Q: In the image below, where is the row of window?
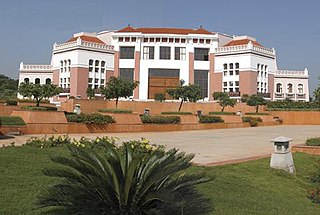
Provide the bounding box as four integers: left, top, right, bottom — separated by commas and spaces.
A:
24, 78, 51, 84
118, 37, 212, 45
120, 46, 210, 61
276, 83, 304, 94
257, 63, 268, 78
223, 63, 240, 76
60, 77, 70, 89
60, 59, 71, 73
88, 59, 106, 73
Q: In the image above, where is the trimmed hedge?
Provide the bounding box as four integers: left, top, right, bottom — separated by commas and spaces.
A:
66, 113, 115, 124
199, 115, 224, 123
18, 99, 50, 103
0, 116, 26, 126
140, 115, 181, 124
267, 101, 320, 111
20, 106, 57, 111
242, 116, 262, 127
5, 100, 18, 106
209, 112, 236, 115
306, 137, 320, 146
245, 112, 269, 116
161, 111, 193, 115
98, 108, 133, 114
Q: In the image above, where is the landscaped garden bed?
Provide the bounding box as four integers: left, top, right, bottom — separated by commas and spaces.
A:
0, 116, 26, 126
98, 108, 133, 114
65, 113, 115, 124
140, 115, 181, 124
20, 106, 57, 111
292, 137, 320, 155
208, 111, 235, 115
242, 116, 262, 127
161, 111, 193, 115
199, 115, 224, 123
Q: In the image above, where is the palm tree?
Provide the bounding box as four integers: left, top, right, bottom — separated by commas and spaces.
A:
38, 142, 213, 215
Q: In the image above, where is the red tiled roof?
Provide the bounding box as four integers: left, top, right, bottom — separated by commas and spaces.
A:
117, 26, 214, 35
67, 35, 105, 44
224, 39, 262, 47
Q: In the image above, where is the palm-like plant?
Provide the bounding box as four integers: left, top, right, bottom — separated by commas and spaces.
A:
38, 142, 212, 214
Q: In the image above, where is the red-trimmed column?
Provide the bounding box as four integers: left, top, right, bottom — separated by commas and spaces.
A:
105, 70, 114, 82
133, 51, 140, 99
114, 51, 119, 77
209, 53, 215, 100
70, 67, 89, 99
189, 53, 194, 84
268, 74, 274, 100
52, 69, 60, 86
239, 71, 257, 95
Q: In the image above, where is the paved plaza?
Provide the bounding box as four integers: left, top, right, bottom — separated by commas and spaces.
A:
1, 125, 319, 165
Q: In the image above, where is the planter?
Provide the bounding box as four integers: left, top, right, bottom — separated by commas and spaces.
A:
292, 145, 320, 155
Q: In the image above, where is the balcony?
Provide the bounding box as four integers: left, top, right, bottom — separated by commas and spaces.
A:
275, 93, 284, 98
296, 93, 306, 99
257, 92, 271, 98
228, 92, 241, 97
62, 88, 70, 93
286, 93, 295, 99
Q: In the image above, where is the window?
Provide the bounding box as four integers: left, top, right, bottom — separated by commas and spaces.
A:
235, 63, 239, 75
95, 78, 99, 83
223, 64, 228, 70
95, 60, 99, 67
229, 70, 233, 76
88, 78, 93, 83
119, 37, 123, 42
229, 63, 233, 70
120, 47, 135, 59
223, 71, 227, 76
119, 68, 134, 81
89, 59, 93, 66
276, 83, 282, 93
68, 59, 71, 72
148, 68, 179, 77
223, 82, 227, 87
194, 70, 208, 97
235, 81, 239, 86
194, 48, 209, 61
24, 78, 29, 83
160, 46, 171, 60
174, 47, 186, 60
298, 84, 303, 93
143, 46, 155, 60
45, 78, 51, 84
60, 61, 63, 72
287, 83, 293, 94
101, 61, 105, 73
35, 78, 40, 84
229, 81, 233, 86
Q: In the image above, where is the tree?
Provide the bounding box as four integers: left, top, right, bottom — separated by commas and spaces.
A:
246, 94, 267, 113
212, 92, 237, 112
86, 87, 95, 99
0, 74, 18, 100
167, 80, 203, 111
18, 83, 62, 106
314, 86, 320, 103
37, 140, 212, 215
101, 76, 139, 109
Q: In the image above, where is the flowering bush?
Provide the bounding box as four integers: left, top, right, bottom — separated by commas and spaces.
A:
308, 188, 320, 204
25, 135, 71, 148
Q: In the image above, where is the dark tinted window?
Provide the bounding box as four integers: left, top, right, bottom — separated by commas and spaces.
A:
194, 70, 208, 97
120, 47, 135, 59
194, 48, 209, 61
160, 46, 171, 60
119, 68, 134, 81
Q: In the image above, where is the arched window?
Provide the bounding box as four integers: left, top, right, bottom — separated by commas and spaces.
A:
298, 84, 303, 93
276, 83, 282, 93
95, 60, 100, 67
68, 59, 71, 72
287, 83, 293, 94
35, 78, 40, 84
24, 78, 29, 83
89, 59, 93, 66
45, 78, 51, 84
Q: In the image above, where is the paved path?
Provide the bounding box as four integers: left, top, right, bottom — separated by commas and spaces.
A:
1, 125, 319, 165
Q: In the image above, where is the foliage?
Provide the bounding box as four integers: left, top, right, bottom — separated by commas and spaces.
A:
100, 76, 139, 109
20, 106, 57, 111
37, 140, 212, 214
98, 108, 133, 114
161, 111, 193, 115
244, 112, 269, 116
266, 100, 320, 111
18, 83, 62, 107
306, 137, 320, 146
212, 92, 237, 112
241, 94, 249, 103
166, 79, 203, 111
208, 111, 235, 115
199, 115, 224, 123
18, 98, 50, 103
308, 161, 320, 204
86, 87, 95, 99
313, 79, 320, 102
4, 99, 18, 106
65, 113, 115, 124
0, 74, 18, 100
242, 116, 262, 127
154, 93, 166, 102
140, 115, 181, 124
246, 94, 267, 113
0, 116, 26, 126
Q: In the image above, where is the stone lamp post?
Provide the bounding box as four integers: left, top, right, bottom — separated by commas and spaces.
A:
73, 104, 81, 115
270, 136, 295, 174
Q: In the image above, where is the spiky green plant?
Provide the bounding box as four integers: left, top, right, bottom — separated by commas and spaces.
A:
38, 142, 213, 215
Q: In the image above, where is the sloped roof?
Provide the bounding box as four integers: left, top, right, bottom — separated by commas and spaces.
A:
224, 39, 262, 47
67, 35, 105, 44
117, 26, 214, 35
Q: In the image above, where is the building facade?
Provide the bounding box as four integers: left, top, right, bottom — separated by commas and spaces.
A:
18, 26, 310, 102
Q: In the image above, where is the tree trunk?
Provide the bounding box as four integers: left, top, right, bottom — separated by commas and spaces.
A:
116, 98, 119, 109
256, 105, 259, 113
36, 99, 40, 107
221, 106, 225, 112
178, 100, 183, 112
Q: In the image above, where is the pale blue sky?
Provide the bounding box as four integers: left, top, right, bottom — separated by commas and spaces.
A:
0, 0, 319, 93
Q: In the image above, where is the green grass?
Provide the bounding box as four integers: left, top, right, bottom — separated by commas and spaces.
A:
98, 108, 133, 114
244, 112, 270, 115
161, 111, 193, 115
0, 116, 26, 126
208, 111, 236, 115
306, 137, 320, 146
0, 146, 320, 214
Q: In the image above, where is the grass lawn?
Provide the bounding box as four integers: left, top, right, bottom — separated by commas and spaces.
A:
0, 146, 319, 214
0, 116, 26, 126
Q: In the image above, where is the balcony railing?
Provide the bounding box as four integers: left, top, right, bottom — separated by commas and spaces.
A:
286, 93, 295, 99
62, 88, 70, 93
296, 93, 306, 99
228, 92, 241, 97
257, 92, 271, 98
275, 93, 284, 98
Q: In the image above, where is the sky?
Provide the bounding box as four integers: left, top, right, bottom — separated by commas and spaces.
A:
0, 0, 319, 93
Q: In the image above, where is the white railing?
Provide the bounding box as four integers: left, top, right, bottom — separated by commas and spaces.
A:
216, 44, 248, 52
276, 70, 307, 76
215, 44, 274, 56
20, 64, 52, 71
53, 38, 114, 52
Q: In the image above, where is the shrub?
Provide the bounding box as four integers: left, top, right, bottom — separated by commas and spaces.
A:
161, 111, 193, 115
5, 99, 18, 106
245, 112, 270, 116
66, 113, 114, 124
20, 106, 57, 111
199, 115, 224, 123
154, 93, 166, 102
308, 189, 320, 204
18, 98, 50, 103
209, 111, 236, 115
242, 116, 262, 127
98, 108, 133, 114
306, 137, 320, 146
140, 115, 180, 124
266, 100, 320, 111
0, 116, 26, 126
69, 96, 75, 99
308, 161, 320, 205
